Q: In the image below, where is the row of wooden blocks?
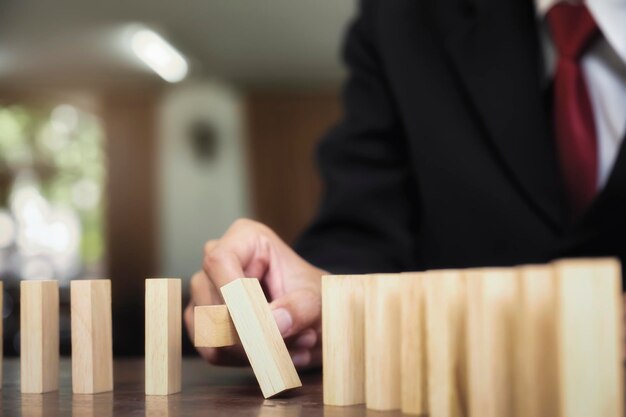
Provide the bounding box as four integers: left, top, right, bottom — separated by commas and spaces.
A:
15, 278, 181, 395
322, 258, 624, 417
16, 276, 302, 398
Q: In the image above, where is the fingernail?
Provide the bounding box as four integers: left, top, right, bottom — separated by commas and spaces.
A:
294, 329, 317, 349
291, 351, 311, 368
272, 308, 293, 336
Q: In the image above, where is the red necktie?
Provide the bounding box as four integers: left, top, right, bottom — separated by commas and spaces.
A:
547, 3, 600, 217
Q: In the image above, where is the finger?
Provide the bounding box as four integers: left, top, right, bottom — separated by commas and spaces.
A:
288, 328, 318, 349
269, 287, 321, 338
203, 220, 275, 291
290, 349, 311, 368
289, 347, 322, 370
189, 271, 221, 306
203, 239, 219, 254
204, 248, 248, 290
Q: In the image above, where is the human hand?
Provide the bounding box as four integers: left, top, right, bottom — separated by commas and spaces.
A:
184, 219, 327, 369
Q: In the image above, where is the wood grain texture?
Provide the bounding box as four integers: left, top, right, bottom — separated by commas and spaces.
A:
322, 275, 366, 406
20, 280, 59, 393
145, 278, 182, 395
365, 274, 403, 411
515, 265, 558, 417
71, 279, 113, 394
194, 305, 239, 348
246, 91, 340, 244
466, 268, 518, 417
553, 258, 624, 417
424, 270, 467, 417
401, 272, 428, 415
220, 278, 302, 398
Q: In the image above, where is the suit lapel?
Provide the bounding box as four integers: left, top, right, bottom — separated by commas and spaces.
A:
428, 0, 568, 230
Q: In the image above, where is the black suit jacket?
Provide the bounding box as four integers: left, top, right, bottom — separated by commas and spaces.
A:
295, 0, 626, 275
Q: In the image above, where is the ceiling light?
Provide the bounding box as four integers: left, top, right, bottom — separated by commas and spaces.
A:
131, 28, 188, 83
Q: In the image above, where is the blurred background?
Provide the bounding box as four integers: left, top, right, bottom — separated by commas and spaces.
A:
0, 0, 356, 356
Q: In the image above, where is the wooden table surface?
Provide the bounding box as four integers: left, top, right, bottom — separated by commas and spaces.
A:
2, 358, 392, 417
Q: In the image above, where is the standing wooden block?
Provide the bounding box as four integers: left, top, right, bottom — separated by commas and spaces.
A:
515, 265, 558, 417
466, 268, 518, 417
401, 272, 428, 415
20, 280, 59, 393
553, 258, 623, 417
322, 275, 366, 406
220, 278, 301, 398
71, 279, 113, 394
424, 270, 466, 417
145, 278, 182, 395
194, 305, 239, 347
365, 274, 402, 411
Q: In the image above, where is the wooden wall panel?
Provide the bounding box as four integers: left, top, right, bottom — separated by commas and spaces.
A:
245, 90, 341, 244
101, 91, 159, 355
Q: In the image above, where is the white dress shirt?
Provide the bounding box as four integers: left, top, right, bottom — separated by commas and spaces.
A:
536, 0, 626, 189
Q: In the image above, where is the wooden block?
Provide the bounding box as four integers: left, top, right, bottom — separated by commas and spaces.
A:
71, 279, 113, 394
322, 274, 367, 406
20, 280, 59, 393
365, 274, 402, 411
466, 268, 518, 417
515, 265, 558, 417
424, 270, 466, 417
401, 272, 428, 415
220, 278, 301, 398
194, 305, 239, 347
145, 278, 182, 395
553, 258, 624, 417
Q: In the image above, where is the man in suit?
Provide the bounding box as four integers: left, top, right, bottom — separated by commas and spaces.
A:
185, 0, 626, 367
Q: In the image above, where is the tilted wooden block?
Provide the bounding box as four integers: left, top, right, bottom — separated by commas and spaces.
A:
71, 279, 113, 394
365, 274, 403, 411
220, 278, 301, 398
466, 268, 518, 417
194, 305, 239, 348
515, 264, 558, 417
20, 280, 59, 393
322, 274, 367, 406
424, 270, 466, 417
401, 272, 428, 415
553, 258, 623, 417
145, 278, 182, 395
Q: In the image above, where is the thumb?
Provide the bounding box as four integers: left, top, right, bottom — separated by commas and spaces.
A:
269, 287, 321, 338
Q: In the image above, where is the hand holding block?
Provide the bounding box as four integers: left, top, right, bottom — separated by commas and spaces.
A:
553, 258, 623, 417
20, 280, 59, 393
220, 278, 301, 398
145, 278, 182, 395
424, 270, 466, 417
322, 275, 366, 406
194, 305, 239, 347
365, 274, 402, 411
401, 272, 428, 415
71, 279, 113, 394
